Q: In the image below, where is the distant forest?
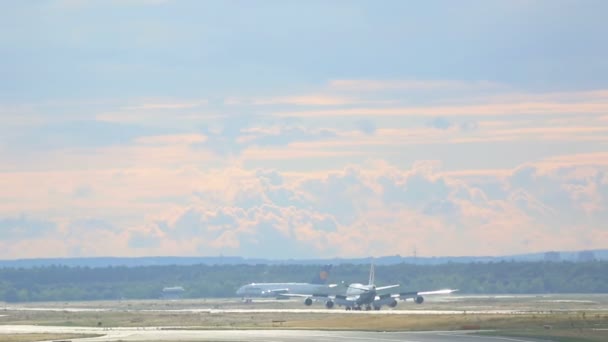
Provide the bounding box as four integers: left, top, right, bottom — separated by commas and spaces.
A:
1, 261, 606, 302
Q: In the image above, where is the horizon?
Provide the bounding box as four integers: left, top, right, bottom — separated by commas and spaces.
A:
0, 248, 605, 263
1, 1, 608, 259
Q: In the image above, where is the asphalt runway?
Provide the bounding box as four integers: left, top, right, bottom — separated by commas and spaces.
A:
0, 325, 545, 342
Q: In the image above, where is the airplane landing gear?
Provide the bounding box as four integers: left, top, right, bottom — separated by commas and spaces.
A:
365, 305, 372, 311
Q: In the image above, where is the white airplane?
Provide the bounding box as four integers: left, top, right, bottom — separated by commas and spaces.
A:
236, 265, 336, 301
283, 264, 458, 310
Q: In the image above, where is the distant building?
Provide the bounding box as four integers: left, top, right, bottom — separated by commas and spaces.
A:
161, 286, 185, 299
577, 250, 596, 262
544, 251, 561, 262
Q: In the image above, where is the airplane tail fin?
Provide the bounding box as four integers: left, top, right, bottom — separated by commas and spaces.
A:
368, 263, 375, 286
310, 264, 332, 284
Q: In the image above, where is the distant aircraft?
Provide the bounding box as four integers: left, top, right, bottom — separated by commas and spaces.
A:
283, 263, 458, 310
235, 264, 336, 301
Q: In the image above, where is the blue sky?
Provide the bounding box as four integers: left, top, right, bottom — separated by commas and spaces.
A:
1, 0, 607, 259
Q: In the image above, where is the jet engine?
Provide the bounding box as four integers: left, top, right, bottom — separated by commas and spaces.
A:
325, 300, 334, 309
304, 297, 313, 306
388, 299, 398, 308
415, 295, 424, 304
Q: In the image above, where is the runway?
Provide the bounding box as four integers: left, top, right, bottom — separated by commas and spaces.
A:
0, 325, 546, 342
3, 295, 605, 341
1, 306, 538, 315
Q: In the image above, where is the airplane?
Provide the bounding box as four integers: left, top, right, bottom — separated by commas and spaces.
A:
282, 263, 458, 310
333, 263, 400, 311
235, 264, 336, 301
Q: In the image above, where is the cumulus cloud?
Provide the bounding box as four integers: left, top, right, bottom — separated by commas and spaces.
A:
2, 155, 608, 258
4, 0, 608, 261
143, 204, 338, 258
0, 83, 608, 257
109, 158, 607, 257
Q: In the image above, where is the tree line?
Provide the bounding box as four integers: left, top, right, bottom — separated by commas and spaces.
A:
0, 261, 606, 302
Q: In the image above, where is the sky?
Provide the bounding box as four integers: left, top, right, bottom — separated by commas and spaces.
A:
1, 0, 608, 259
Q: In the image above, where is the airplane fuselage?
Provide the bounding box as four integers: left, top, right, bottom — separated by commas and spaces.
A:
345, 283, 371, 296
344, 283, 377, 306
236, 282, 334, 297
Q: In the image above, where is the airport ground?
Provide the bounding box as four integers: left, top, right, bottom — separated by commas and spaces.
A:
0, 294, 607, 341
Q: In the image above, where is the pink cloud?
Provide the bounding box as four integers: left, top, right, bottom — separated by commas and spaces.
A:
122, 100, 206, 110
135, 133, 207, 145
274, 101, 608, 118
253, 95, 358, 106
2, 152, 608, 258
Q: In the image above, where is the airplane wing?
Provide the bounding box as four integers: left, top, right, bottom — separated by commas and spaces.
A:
280, 292, 360, 306
418, 288, 459, 295
347, 284, 372, 292
265, 288, 290, 293
279, 293, 335, 301
271, 283, 338, 295
375, 284, 400, 291
334, 294, 359, 306
393, 288, 459, 300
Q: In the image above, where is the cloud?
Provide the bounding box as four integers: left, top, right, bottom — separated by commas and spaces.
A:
72, 185, 94, 199
2, 154, 608, 258
2, 78, 608, 258
227, 95, 358, 106
13, 120, 159, 150
532, 152, 608, 171
121, 100, 207, 110
4, 0, 608, 261
240, 126, 337, 147
146, 205, 337, 258
67, 218, 118, 233
7, 83, 608, 169
199, 118, 339, 156
355, 119, 376, 135
428, 117, 452, 130
508, 164, 607, 220
0, 215, 57, 240
135, 134, 207, 145
274, 101, 608, 118
129, 231, 161, 249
